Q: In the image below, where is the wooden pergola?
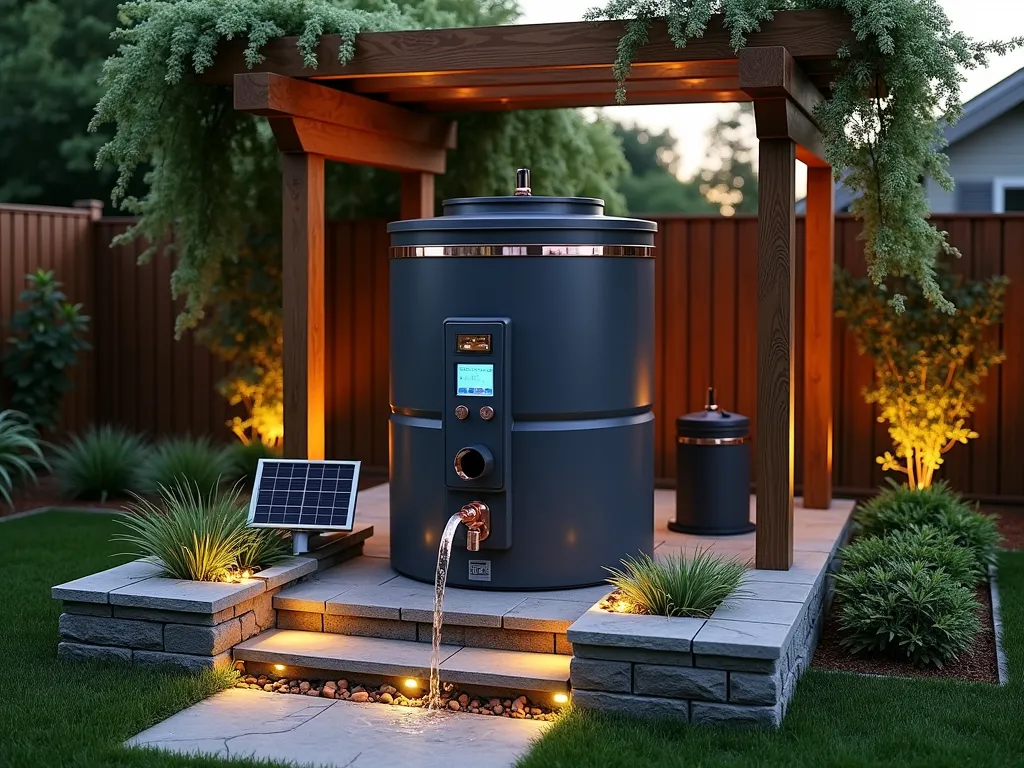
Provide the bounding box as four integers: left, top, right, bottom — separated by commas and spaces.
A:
203, 9, 845, 570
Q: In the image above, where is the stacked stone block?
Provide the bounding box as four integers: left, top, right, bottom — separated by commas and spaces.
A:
567, 553, 835, 727
58, 590, 277, 671
52, 527, 371, 671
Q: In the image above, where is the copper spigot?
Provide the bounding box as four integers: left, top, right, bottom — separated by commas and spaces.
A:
458, 501, 490, 551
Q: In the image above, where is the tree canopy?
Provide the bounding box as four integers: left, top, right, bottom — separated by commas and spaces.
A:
0, 0, 126, 204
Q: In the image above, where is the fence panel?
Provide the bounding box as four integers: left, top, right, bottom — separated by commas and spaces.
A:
0, 204, 95, 434
4, 207, 1022, 500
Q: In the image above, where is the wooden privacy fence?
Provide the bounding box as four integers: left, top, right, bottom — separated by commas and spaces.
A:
2, 205, 1023, 501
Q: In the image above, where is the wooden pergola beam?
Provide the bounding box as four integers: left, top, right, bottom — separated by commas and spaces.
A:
421, 91, 749, 112
201, 11, 853, 86
738, 47, 825, 125
349, 60, 741, 92
234, 73, 456, 149
269, 117, 447, 174
384, 76, 741, 104
751, 98, 828, 167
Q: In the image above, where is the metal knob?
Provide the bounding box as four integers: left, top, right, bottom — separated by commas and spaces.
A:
455, 405, 469, 420
515, 168, 531, 196
479, 406, 494, 421
466, 529, 481, 551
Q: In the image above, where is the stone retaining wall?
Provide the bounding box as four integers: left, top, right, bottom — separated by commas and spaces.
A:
566, 548, 842, 727
52, 527, 371, 671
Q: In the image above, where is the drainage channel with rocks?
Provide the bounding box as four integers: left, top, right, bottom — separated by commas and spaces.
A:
232, 664, 562, 721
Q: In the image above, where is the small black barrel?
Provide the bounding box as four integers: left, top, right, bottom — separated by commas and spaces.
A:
670, 387, 754, 536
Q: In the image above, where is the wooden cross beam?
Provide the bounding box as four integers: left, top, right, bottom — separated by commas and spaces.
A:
739, 47, 835, 569
234, 72, 455, 173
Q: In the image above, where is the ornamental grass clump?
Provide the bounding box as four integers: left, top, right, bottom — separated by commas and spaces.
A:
52, 425, 146, 501
0, 410, 49, 509
603, 549, 748, 618
834, 559, 979, 668
855, 480, 1001, 571
139, 435, 233, 495
114, 480, 288, 582
839, 526, 980, 587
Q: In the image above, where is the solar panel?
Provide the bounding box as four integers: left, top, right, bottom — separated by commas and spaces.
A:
247, 459, 361, 531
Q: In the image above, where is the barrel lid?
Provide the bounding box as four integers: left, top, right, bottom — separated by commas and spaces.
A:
677, 388, 750, 438
387, 169, 656, 248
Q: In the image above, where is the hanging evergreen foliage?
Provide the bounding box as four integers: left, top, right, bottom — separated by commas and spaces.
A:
90, 0, 629, 336
586, 0, 1022, 312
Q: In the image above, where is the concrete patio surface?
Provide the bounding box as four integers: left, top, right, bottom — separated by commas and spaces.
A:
127, 688, 548, 768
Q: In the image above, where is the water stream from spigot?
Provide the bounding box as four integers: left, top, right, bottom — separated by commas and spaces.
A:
428, 513, 464, 709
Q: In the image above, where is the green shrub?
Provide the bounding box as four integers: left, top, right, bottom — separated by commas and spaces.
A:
0, 410, 49, 508
52, 425, 146, 501
603, 549, 748, 618
839, 526, 981, 586
222, 440, 281, 489
2, 270, 91, 429
835, 559, 980, 667
114, 481, 288, 582
139, 436, 232, 494
855, 480, 1001, 569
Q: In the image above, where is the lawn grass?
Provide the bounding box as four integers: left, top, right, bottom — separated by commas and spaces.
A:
520, 550, 1024, 768
0, 510, 287, 768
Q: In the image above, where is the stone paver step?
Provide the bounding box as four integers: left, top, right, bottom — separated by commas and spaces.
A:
234, 629, 570, 692
273, 562, 610, 633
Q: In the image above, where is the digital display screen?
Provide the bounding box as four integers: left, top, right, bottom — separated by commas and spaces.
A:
456, 363, 494, 397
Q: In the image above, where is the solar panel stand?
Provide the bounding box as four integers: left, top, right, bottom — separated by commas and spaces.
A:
292, 531, 311, 555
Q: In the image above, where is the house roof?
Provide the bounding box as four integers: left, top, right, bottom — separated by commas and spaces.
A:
797, 65, 1024, 213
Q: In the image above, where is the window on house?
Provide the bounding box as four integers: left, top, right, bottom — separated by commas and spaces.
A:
994, 179, 1024, 213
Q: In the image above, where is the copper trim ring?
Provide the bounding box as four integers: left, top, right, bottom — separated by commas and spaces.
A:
390, 245, 654, 258
677, 435, 751, 446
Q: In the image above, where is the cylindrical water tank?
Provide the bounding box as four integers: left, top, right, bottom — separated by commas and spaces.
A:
386, 172, 656, 590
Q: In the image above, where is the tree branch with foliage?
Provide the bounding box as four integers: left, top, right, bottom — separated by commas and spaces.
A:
585, 0, 1022, 313
835, 263, 1006, 489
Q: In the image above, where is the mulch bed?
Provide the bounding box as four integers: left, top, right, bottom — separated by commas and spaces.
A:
1, 474, 124, 519
812, 582, 999, 684
991, 506, 1024, 551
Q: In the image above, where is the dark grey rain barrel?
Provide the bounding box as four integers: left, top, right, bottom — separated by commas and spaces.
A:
670, 388, 754, 536
386, 170, 656, 590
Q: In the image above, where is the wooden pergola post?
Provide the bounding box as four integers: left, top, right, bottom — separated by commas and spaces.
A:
740, 47, 833, 569
281, 153, 326, 460
400, 173, 436, 219
803, 167, 835, 509
754, 137, 797, 570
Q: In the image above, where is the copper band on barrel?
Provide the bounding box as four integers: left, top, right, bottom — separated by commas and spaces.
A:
390, 245, 654, 258
677, 435, 751, 446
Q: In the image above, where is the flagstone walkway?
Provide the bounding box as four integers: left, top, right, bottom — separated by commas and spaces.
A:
128, 688, 548, 768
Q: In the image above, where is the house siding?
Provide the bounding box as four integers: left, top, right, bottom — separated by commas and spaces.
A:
926, 103, 1024, 212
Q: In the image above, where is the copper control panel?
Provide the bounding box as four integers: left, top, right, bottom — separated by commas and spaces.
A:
456, 334, 492, 353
